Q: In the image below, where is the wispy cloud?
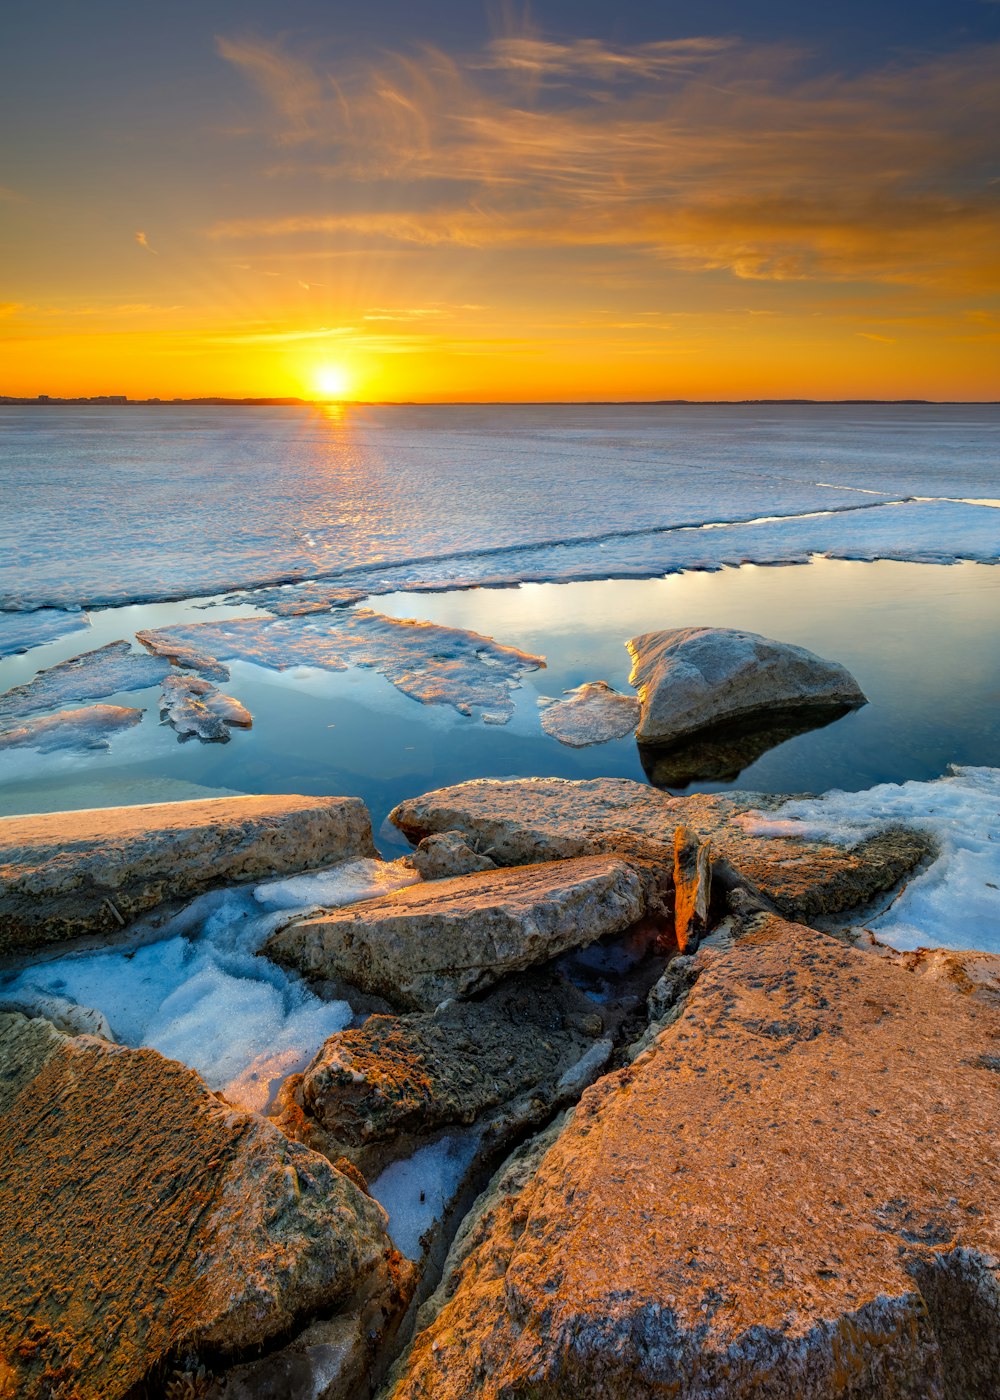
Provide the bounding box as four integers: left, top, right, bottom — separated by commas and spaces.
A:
214, 29, 1000, 290
135, 230, 158, 254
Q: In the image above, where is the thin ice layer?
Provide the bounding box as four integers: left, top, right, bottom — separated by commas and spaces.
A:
369, 1133, 481, 1260
538, 682, 640, 747
744, 766, 1000, 953
0, 858, 410, 1107
0, 703, 143, 753
0, 640, 169, 725
158, 672, 252, 743
0, 609, 90, 658
141, 610, 545, 723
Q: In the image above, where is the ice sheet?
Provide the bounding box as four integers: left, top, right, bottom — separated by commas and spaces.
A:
0, 608, 90, 657
0, 640, 169, 725
538, 681, 640, 747
744, 766, 1000, 953
3, 404, 997, 610
0, 858, 415, 1106
0, 703, 143, 753
369, 1133, 481, 1260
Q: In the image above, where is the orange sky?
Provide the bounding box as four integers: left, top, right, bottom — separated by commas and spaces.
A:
2, 14, 999, 400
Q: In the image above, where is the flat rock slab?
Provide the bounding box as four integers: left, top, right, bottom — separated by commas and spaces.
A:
0, 793, 376, 954
390, 777, 932, 922
266, 855, 645, 1010
388, 919, 1000, 1399
627, 626, 866, 746
0, 1011, 393, 1400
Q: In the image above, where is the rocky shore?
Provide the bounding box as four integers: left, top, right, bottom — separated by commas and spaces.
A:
1, 771, 997, 1399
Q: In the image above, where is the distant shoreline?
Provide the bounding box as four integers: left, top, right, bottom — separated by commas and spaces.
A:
1, 396, 998, 408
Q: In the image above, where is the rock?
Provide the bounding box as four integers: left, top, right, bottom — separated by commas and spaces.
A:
276, 973, 617, 1179
0, 639, 170, 725
266, 856, 645, 1011
856, 930, 1000, 1007
387, 918, 1000, 1399
0, 990, 114, 1040
389, 777, 932, 923
0, 793, 377, 954
626, 626, 866, 746
0, 702, 143, 753
672, 824, 711, 952
0, 1011, 397, 1400
159, 671, 253, 742
408, 830, 497, 880
538, 681, 639, 747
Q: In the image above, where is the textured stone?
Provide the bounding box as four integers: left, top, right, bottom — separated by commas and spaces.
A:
0, 1011, 395, 1400
407, 830, 497, 881
0, 793, 377, 953
627, 626, 866, 746
856, 930, 1000, 1006
672, 824, 711, 952
390, 777, 931, 923
266, 856, 645, 1010
387, 919, 1000, 1399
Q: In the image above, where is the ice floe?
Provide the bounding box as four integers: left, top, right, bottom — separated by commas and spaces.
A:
0, 858, 419, 1109
0, 608, 90, 658
0, 703, 143, 753
0, 640, 169, 725
140, 610, 545, 723
136, 630, 230, 681
744, 766, 1000, 954
158, 673, 252, 743
370, 1133, 482, 1260
538, 681, 639, 747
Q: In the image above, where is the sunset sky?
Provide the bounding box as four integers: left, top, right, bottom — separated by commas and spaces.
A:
2, 0, 999, 401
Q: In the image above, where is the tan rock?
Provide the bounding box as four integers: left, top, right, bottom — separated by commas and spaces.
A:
0, 793, 377, 954
266, 856, 645, 1010
387, 919, 1000, 1399
857, 930, 1000, 1007
0, 1011, 396, 1400
672, 823, 711, 952
390, 777, 931, 922
408, 830, 497, 880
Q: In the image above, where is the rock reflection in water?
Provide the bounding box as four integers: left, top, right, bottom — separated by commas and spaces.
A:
639, 703, 858, 789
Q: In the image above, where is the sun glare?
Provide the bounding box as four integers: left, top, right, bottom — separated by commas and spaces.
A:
314, 364, 351, 399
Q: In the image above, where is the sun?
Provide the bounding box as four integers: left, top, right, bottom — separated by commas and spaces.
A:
314, 363, 351, 399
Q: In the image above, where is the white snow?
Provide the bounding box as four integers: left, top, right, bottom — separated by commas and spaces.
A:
0, 858, 419, 1108
369, 1133, 481, 1260
743, 766, 1000, 953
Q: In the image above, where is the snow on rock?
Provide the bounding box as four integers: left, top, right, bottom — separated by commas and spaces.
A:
538, 681, 639, 747
0, 640, 169, 725
0, 703, 143, 753
140, 610, 545, 723
370, 1133, 481, 1260
254, 856, 420, 912
0, 608, 90, 658
744, 766, 1000, 954
158, 672, 252, 742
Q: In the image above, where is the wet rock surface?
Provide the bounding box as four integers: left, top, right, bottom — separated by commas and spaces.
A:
627, 625, 866, 747
386, 917, 1000, 1399
0, 793, 377, 953
266, 855, 645, 1010
0, 1011, 396, 1400
390, 776, 932, 922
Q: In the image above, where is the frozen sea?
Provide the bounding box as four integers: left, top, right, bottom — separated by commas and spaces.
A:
2, 403, 999, 1130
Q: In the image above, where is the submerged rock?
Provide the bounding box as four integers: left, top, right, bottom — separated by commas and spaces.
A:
0, 639, 169, 725
266, 856, 645, 1010
390, 776, 932, 923
159, 671, 253, 742
0, 702, 142, 753
0, 793, 377, 953
0, 1011, 396, 1400
407, 830, 497, 880
538, 681, 639, 747
627, 626, 866, 747
387, 918, 1000, 1399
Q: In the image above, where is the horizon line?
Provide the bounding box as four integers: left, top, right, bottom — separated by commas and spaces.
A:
2, 395, 999, 408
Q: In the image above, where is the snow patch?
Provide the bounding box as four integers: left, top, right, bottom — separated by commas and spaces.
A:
253, 856, 420, 911
370, 1133, 481, 1260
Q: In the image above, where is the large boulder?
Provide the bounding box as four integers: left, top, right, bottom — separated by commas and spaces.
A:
386, 918, 1000, 1399
626, 626, 866, 747
390, 777, 932, 923
266, 856, 645, 1010
0, 793, 377, 953
0, 1011, 397, 1400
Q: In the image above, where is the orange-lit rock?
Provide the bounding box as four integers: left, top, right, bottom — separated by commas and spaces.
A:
0, 792, 377, 953
387, 918, 1000, 1399
672, 823, 711, 951
390, 776, 931, 921
0, 1011, 397, 1400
